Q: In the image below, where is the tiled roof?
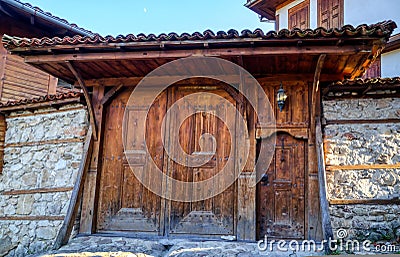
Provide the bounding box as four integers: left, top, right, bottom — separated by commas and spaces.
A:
330, 77, 400, 87
0, 92, 82, 108
17, 1, 95, 36
2, 20, 397, 49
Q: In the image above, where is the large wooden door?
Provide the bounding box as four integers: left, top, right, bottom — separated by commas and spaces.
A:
97, 85, 237, 238
257, 133, 306, 239
97, 87, 166, 235
165, 86, 237, 237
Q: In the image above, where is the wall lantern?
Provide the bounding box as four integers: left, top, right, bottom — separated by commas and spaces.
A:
277, 82, 288, 112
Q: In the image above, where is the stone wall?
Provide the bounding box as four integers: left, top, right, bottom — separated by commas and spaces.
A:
0, 104, 88, 257
323, 97, 400, 242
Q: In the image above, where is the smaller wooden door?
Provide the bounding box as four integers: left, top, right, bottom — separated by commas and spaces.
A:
257, 133, 306, 239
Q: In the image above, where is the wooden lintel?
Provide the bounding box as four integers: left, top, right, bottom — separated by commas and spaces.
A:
83, 73, 343, 87
24, 45, 368, 63
2, 187, 73, 195
66, 61, 98, 141
256, 127, 308, 139
100, 84, 124, 106
53, 127, 93, 250
0, 97, 81, 112
329, 197, 400, 205
326, 163, 400, 171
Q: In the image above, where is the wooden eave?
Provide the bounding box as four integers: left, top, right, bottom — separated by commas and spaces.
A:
5, 36, 386, 87
245, 0, 297, 20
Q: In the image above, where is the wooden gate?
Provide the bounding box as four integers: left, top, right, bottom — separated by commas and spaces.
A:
97, 85, 237, 238
257, 133, 306, 239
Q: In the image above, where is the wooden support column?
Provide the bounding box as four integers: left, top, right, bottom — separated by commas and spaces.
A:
316, 119, 334, 251
307, 54, 326, 241
80, 86, 105, 234
236, 56, 256, 241
66, 61, 98, 141
53, 127, 93, 249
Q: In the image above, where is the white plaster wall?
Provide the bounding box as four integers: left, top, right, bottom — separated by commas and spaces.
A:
276, 0, 317, 30
382, 49, 400, 78
344, 0, 400, 34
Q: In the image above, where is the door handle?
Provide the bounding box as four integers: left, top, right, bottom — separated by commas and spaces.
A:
261, 174, 269, 184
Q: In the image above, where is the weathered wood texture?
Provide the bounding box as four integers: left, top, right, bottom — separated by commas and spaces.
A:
257, 134, 306, 239
326, 163, 400, 171
53, 127, 93, 249
97, 82, 239, 238
329, 197, 400, 205
2, 187, 73, 195
316, 119, 333, 253
80, 86, 105, 234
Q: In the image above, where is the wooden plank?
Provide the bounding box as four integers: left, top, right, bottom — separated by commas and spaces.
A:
0, 216, 64, 221
53, 127, 93, 250
24, 45, 368, 63
329, 197, 400, 205
66, 61, 98, 141
0, 97, 82, 112
0, 51, 7, 101
310, 54, 326, 131
325, 119, 400, 125
2, 187, 73, 195
100, 84, 124, 106
316, 118, 333, 253
5, 138, 83, 148
326, 163, 400, 171
48, 75, 58, 95
6, 106, 86, 118
80, 86, 104, 234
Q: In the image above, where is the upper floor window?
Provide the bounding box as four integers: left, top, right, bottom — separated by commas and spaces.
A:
288, 0, 310, 30
318, 0, 344, 29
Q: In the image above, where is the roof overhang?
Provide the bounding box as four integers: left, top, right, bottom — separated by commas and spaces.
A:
0, 0, 95, 37
2, 21, 397, 86
245, 0, 296, 20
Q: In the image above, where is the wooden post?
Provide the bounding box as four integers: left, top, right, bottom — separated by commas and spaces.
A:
53, 127, 93, 249
236, 56, 256, 241
66, 61, 98, 141
307, 54, 326, 241
79, 86, 105, 234
47, 75, 58, 95
316, 119, 334, 253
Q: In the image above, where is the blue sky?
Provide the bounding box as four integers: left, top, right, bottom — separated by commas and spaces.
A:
27, 0, 275, 36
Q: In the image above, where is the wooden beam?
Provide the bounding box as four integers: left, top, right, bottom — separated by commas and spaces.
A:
0, 97, 82, 112
0, 216, 64, 221
350, 42, 385, 80
83, 73, 343, 87
66, 61, 98, 141
47, 75, 58, 95
326, 163, 400, 171
53, 127, 93, 250
325, 118, 400, 125
329, 197, 400, 205
24, 45, 368, 63
2, 187, 73, 195
5, 138, 83, 148
100, 84, 124, 105
80, 86, 105, 234
316, 118, 334, 253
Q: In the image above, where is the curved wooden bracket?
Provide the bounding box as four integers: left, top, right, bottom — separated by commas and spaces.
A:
66, 61, 98, 141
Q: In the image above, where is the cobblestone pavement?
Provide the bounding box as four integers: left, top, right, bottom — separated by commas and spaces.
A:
31, 236, 324, 257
